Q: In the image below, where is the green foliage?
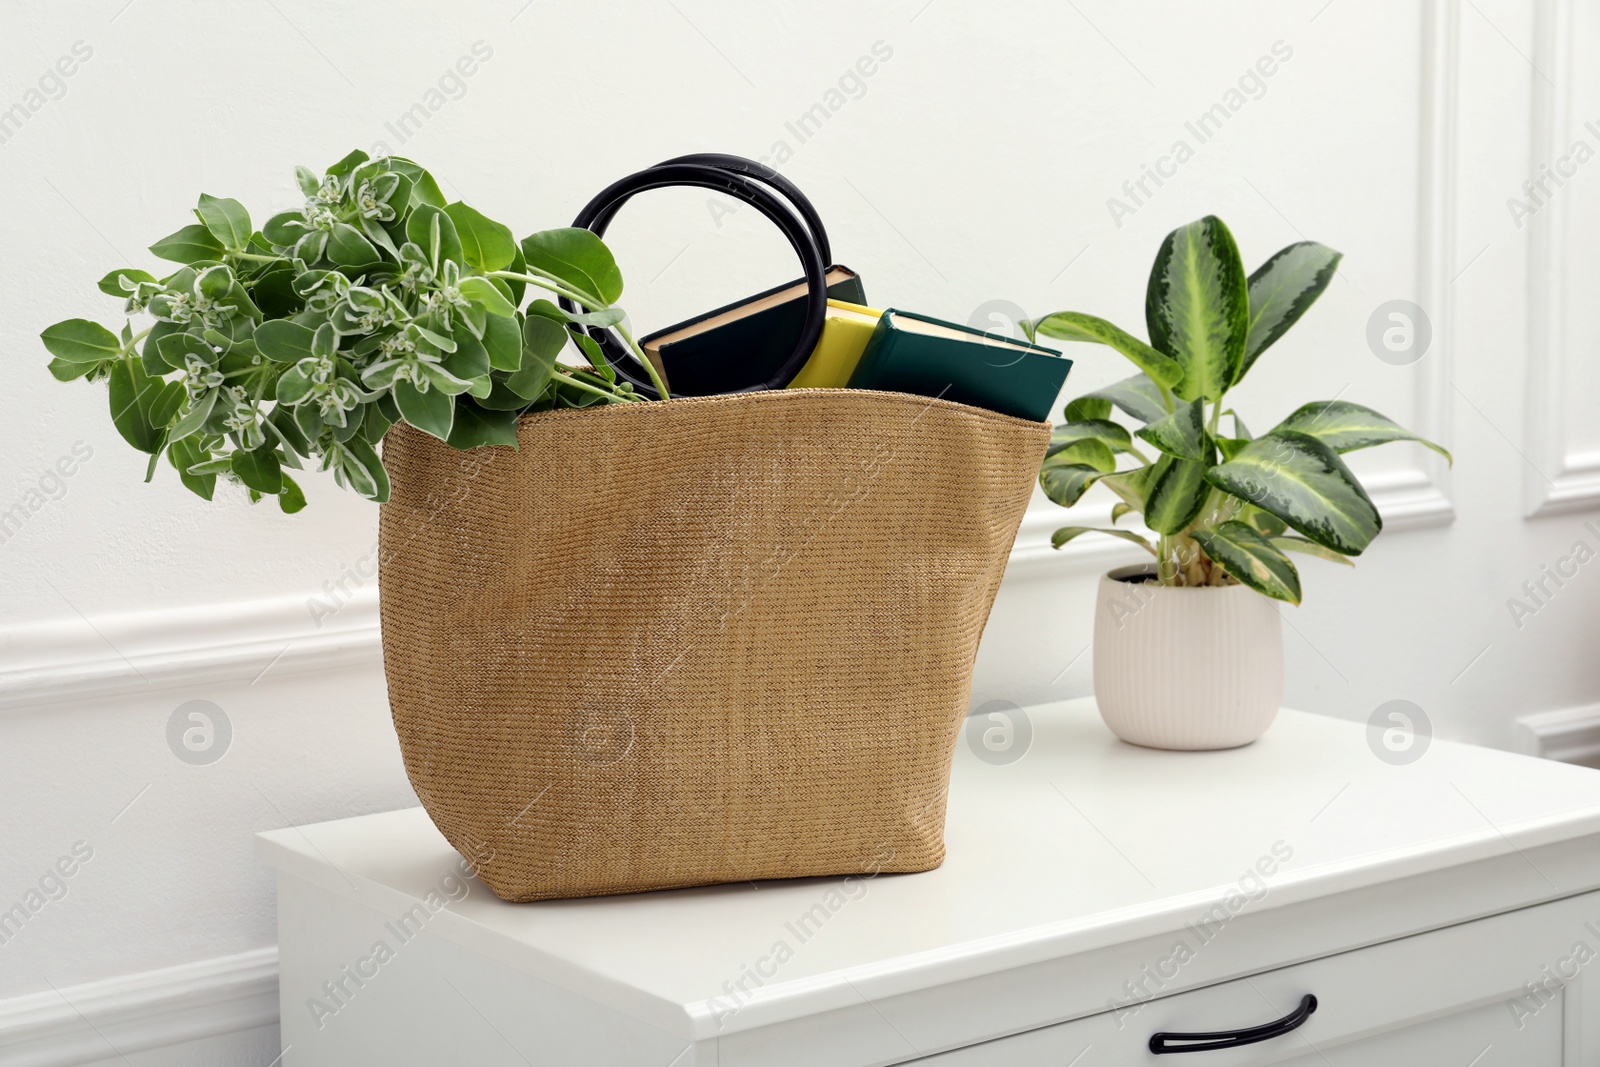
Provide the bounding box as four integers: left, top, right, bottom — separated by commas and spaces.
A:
42, 151, 655, 511
1035, 215, 1450, 602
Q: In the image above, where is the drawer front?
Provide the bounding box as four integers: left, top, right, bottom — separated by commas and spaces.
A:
924, 889, 1600, 1065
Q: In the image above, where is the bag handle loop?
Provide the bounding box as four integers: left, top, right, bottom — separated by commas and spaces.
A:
565, 155, 830, 398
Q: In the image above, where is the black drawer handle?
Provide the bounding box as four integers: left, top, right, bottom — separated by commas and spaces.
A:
1149, 994, 1317, 1054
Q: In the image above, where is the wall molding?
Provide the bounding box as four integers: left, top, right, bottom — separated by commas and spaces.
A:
1523, 0, 1599, 517
1014, 1, 1461, 569
4, 462, 1456, 711
0, 948, 278, 1067
1406, 0, 1460, 518
1515, 702, 1600, 768
0, 587, 381, 713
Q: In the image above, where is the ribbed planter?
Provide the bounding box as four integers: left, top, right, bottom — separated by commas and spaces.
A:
1092, 563, 1283, 750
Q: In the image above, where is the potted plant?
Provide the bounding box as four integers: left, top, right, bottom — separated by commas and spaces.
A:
40, 149, 666, 511
1024, 216, 1450, 750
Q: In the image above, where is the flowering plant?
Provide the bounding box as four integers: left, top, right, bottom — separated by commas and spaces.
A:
41, 150, 666, 509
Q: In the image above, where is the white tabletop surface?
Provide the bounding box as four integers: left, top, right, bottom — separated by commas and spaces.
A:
258, 698, 1600, 1038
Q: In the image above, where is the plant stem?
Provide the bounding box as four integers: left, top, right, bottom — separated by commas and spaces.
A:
486, 270, 594, 310
614, 322, 671, 400
231, 251, 282, 263
486, 270, 673, 401
1207, 401, 1222, 437
552, 367, 638, 403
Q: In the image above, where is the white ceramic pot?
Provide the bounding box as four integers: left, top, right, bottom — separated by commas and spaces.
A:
1092, 564, 1283, 750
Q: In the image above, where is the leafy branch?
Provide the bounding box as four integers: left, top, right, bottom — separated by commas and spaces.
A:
41, 149, 662, 510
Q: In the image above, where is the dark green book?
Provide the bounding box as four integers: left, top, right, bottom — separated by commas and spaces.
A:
846, 310, 1071, 422
642, 266, 865, 395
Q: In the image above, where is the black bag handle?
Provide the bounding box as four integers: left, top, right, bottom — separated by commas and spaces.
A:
564, 155, 831, 398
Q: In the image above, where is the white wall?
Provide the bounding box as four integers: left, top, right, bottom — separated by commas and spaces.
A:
3, 0, 1596, 1061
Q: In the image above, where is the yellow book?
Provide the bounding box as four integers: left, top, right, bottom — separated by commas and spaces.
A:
786, 300, 884, 389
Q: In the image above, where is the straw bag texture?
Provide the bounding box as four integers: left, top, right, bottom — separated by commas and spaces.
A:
377, 387, 1048, 901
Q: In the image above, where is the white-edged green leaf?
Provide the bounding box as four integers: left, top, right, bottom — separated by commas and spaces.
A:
195, 193, 252, 251
253, 320, 315, 363
168, 390, 218, 443
393, 380, 454, 440
1051, 525, 1156, 554
1205, 430, 1381, 555
1192, 521, 1302, 604
458, 276, 516, 317
97, 268, 157, 298
1272, 535, 1354, 566
42, 319, 122, 363
1136, 397, 1207, 460
1239, 241, 1341, 382
1145, 215, 1248, 402
340, 436, 391, 503
1274, 400, 1452, 464
1029, 311, 1182, 389
150, 224, 225, 264
231, 444, 282, 495
520, 227, 623, 304
482, 314, 522, 372
108, 359, 183, 453
1143, 451, 1214, 535
445, 398, 520, 449
278, 473, 307, 514
444, 202, 517, 272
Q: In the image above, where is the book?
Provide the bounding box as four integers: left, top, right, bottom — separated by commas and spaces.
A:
845, 310, 1071, 422
786, 300, 884, 389
641, 266, 866, 395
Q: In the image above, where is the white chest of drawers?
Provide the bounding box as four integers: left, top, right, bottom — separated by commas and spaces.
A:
257, 699, 1600, 1065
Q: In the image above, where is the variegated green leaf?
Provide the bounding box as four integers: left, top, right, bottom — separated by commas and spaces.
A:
1145, 216, 1249, 402
1110, 501, 1134, 524
1063, 395, 1112, 422
1039, 459, 1107, 508
1049, 419, 1135, 457
1238, 241, 1341, 382
1101, 464, 1157, 511
1274, 400, 1452, 464
1051, 526, 1156, 554
1205, 430, 1381, 555
1073, 372, 1169, 424
1216, 436, 1250, 461
1050, 439, 1117, 473
1143, 449, 1215, 535
1192, 521, 1302, 604
1243, 508, 1287, 537
1272, 535, 1354, 566
1136, 397, 1207, 460
1029, 311, 1182, 389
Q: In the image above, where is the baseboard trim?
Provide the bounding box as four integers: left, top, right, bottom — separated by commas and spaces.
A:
1515, 703, 1600, 768
0, 948, 278, 1067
